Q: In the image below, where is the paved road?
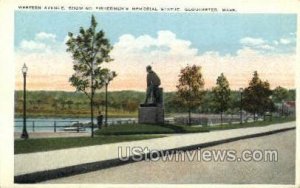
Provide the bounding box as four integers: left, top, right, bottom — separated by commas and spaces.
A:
44, 129, 295, 184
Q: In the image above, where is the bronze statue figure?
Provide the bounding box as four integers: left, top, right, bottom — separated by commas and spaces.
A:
144, 65, 161, 104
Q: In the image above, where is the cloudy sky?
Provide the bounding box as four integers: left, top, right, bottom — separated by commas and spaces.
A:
15, 12, 297, 91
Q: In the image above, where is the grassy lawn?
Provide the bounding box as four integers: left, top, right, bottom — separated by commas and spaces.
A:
15, 116, 294, 154
96, 116, 295, 135
95, 123, 210, 135
15, 135, 163, 154
209, 116, 295, 131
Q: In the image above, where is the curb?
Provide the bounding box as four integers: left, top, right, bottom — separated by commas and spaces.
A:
15, 126, 295, 183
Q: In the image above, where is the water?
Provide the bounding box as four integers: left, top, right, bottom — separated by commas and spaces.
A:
14, 117, 137, 133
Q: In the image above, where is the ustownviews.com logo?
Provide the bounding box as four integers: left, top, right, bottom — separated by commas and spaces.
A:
118, 146, 278, 162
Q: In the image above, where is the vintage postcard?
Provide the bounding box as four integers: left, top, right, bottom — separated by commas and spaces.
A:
0, 0, 299, 187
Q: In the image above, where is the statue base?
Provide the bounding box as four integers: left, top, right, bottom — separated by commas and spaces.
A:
138, 105, 164, 124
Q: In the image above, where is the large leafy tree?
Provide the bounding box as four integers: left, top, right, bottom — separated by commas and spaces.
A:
272, 86, 289, 116
243, 71, 273, 120
66, 15, 115, 137
212, 73, 231, 124
176, 65, 205, 125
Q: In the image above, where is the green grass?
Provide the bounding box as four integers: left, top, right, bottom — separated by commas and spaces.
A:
15, 135, 163, 154
95, 116, 295, 135
15, 116, 295, 154
95, 123, 210, 135
209, 116, 295, 131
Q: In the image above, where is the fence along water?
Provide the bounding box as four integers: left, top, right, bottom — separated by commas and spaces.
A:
14, 118, 138, 133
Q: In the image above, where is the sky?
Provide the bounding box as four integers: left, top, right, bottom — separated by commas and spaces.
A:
15, 11, 297, 91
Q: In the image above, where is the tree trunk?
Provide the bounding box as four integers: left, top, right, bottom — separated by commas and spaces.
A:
188, 108, 191, 126
281, 102, 284, 117
90, 93, 94, 137
90, 70, 94, 138
220, 111, 223, 125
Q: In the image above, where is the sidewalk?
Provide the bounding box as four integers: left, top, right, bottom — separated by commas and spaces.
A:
15, 122, 295, 183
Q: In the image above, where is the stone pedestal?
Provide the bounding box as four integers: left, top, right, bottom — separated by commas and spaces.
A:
138, 106, 164, 124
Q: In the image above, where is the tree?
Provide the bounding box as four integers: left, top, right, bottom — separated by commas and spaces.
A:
93, 97, 106, 115
66, 100, 74, 110
126, 100, 139, 112
212, 73, 231, 124
165, 94, 186, 113
52, 99, 59, 111
287, 89, 295, 101
28, 100, 37, 111
36, 99, 42, 110
58, 98, 66, 110
273, 86, 288, 116
176, 65, 205, 125
75, 102, 81, 111
228, 91, 241, 115
243, 71, 273, 121
66, 15, 115, 137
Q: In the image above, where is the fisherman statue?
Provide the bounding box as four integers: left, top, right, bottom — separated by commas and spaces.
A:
139, 65, 164, 124
144, 65, 162, 105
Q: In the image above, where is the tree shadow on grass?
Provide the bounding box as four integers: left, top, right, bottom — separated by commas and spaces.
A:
156, 123, 186, 133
